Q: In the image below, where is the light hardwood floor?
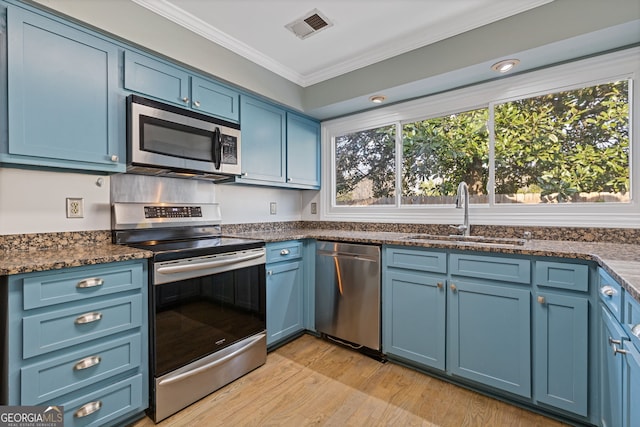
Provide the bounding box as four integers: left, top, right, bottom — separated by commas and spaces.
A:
132, 334, 567, 426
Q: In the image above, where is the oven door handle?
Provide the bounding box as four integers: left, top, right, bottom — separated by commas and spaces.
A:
156, 251, 264, 275
158, 333, 266, 386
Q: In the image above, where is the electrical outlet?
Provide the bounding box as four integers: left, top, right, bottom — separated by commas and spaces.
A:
270, 202, 277, 215
66, 198, 84, 218
311, 202, 317, 214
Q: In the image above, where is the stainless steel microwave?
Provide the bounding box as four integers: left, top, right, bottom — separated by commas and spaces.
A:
127, 95, 241, 181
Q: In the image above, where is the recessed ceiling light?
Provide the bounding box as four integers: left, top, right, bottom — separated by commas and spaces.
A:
369, 95, 386, 104
490, 59, 520, 73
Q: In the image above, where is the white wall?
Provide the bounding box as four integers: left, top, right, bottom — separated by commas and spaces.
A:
215, 184, 304, 224
0, 168, 111, 234
0, 168, 310, 235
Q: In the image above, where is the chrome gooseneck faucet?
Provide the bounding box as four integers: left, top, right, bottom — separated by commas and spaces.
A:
452, 181, 470, 236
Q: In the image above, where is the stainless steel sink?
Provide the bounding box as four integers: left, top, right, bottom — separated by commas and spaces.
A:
402, 234, 526, 246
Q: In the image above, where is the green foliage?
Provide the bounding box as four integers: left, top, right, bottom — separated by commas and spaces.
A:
334, 80, 629, 205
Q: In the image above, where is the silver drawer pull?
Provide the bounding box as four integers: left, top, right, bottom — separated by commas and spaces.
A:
74, 400, 102, 418
75, 312, 102, 325
73, 356, 101, 371
600, 285, 617, 297
76, 278, 104, 289
280, 249, 290, 256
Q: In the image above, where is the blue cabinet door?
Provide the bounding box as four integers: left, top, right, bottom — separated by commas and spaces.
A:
600, 304, 625, 427
534, 292, 588, 416
123, 50, 190, 107
240, 96, 286, 183
191, 76, 239, 122
5, 6, 123, 172
266, 260, 304, 346
286, 113, 320, 189
622, 341, 640, 427
447, 280, 531, 397
383, 270, 446, 370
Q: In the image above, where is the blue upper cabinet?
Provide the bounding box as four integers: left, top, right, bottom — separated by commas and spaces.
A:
124, 50, 190, 106
239, 95, 287, 183
238, 95, 320, 189
286, 112, 320, 188
123, 50, 239, 122
3, 4, 124, 172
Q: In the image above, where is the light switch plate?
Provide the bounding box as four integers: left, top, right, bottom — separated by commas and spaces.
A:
270, 202, 277, 215
311, 202, 317, 214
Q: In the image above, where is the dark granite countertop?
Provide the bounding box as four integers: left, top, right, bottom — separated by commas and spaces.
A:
225, 228, 640, 302
0, 231, 153, 276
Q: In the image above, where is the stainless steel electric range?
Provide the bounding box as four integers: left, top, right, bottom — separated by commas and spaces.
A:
112, 202, 266, 422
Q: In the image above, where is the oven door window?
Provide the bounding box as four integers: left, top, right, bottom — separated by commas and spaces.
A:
140, 115, 214, 163
153, 265, 266, 376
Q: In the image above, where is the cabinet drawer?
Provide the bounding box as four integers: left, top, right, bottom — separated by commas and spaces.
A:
599, 268, 622, 318
21, 333, 141, 404
385, 247, 447, 274
266, 241, 303, 263
23, 294, 142, 358
58, 374, 143, 427
124, 50, 189, 105
450, 253, 530, 284
22, 262, 144, 310
535, 261, 589, 292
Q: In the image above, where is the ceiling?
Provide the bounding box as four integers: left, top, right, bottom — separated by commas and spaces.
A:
130, 0, 554, 87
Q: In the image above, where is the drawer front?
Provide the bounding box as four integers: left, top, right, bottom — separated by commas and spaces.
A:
450, 253, 530, 284
21, 333, 142, 404
385, 247, 447, 274
535, 261, 589, 292
23, 262, 144, 310
58, 374, 143, 427
266, 241, 303, 263
598, 268, 622, 319
23, 294, 142, 358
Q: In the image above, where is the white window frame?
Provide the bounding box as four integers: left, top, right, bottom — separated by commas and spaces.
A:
321, 47, 639, 228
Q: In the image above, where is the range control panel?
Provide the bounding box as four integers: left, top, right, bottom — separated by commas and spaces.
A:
144, 206, 203, 218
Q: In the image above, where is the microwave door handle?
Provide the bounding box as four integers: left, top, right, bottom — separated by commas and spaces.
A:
213, 127, 222, 169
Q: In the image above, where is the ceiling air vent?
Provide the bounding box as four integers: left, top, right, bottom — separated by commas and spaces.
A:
285, 9, 333, 40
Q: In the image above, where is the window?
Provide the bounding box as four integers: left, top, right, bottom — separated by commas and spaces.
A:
494, 80, 629, 204
334, 124, 395, 206
402, 108, 489, 205
324, 48, 637, 226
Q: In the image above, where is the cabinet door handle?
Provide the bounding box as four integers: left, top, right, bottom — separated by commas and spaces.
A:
613, 345, 628, 356
450, 283, 457, 292
73, 356, 101, 371
609, 337, 622, 346
76, 277, 104, 289
436, 282, 443, 289
194, 100, 201, 107
267, 270, 272, 276
74, 400, 102, 418
537, 295, 546, 304
182, 97, 189, 104
600, 285, 617, 297
110, 155, 119, 162
280, 249, 290, 256
75, 312, 102, 325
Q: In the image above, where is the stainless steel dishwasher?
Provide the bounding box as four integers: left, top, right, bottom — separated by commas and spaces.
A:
315, 241, 381, 350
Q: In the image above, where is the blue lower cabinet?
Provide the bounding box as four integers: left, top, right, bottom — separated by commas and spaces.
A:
622, 340, 640, 427
383, 270, 446, 370
266, 241, 305, 347
600, 304, 625, 427
533, 292, 588, 416
3, 260, 148, 424
447, 280, 531, 397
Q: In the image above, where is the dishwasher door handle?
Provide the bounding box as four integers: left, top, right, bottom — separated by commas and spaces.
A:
317, 251, 378, 262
